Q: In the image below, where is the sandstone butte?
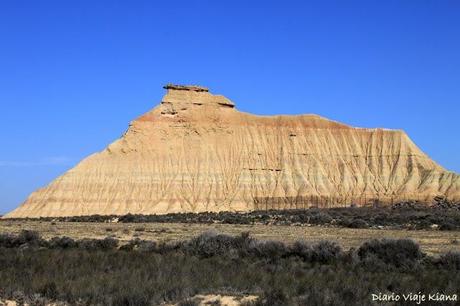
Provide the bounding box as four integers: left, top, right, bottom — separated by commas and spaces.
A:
4, 84, 460, 218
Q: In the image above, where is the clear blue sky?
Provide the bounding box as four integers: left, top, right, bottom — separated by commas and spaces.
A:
1, 1, 459, 214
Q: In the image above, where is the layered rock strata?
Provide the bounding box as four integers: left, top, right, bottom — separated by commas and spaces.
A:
5, 85, 459, 217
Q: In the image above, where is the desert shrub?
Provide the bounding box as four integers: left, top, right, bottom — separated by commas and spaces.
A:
0, 230, 43, 248
39, 281, 58, 300
439, 221, 457, 231
218, 213, 240, 224
308, 212, 333, 224
256, 288, 289, 306
156, 241, 182, 254
49, 236, 77, 249
8, 205, 460, 231
231, 231, 254, 254
336, 218, 352, 227
119, 213, 136, 223
78, 237, 118, 251
77, 239, 96, 250
249, 240, 288, 259
347, 218, 369, 229
171, 231, 294, 260
436, 252, 460, 270
288, 240, 342, 264
112, 292, 151, 306
372, 213, 390, 226
289, 241, 312, 261
0, 234, 460, 305
184, 231, 236, 258
0, 233, 17, 248
414, 219, 432, 230
289, 213, 308, 223
310, 241, 343, 264
137, 241, 158, 252
357, 239, 422, 269
121, 238, 169, 253
18, 230, 41, 242
119, 240, 136, 251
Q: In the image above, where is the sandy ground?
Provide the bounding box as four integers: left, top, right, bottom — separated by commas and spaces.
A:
0, 301, 58, 306
166, 294, 258, 306
1, 295, 258, 306
1, 220, 459, 255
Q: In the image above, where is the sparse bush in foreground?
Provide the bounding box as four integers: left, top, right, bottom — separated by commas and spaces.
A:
0, 230, 44, 248
49, 236, 77, 249
357, 238, 423, 269
256, 288, 289, 306
78, 237, 119, 251
288, 240, 343, 264
310, 240, 343, 264
436, 251, 460, 270
249, 239, 288, 259
0, 232, 458, 306
136, 240, 158, 252
184, 231, 238, 258
17, 230, 41, 244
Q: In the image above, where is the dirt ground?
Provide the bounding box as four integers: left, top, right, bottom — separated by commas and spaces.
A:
0, 220, 459, 255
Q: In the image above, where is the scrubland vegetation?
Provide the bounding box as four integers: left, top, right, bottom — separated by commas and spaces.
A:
8, 202, 460, 231
0, 230, 459, 305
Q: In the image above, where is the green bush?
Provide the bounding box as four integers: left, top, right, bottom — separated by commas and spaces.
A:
357, 239, 422, 269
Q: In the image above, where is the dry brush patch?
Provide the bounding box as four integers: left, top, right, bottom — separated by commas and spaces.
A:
0, 231, 459, 305
1, 220, 459, 256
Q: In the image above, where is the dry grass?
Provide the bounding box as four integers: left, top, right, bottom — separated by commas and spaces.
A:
1, 220, 459, 255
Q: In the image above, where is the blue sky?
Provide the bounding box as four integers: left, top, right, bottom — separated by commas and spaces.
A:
1, 0, 459, 214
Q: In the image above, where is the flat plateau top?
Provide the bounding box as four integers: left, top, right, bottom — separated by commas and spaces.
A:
163, 84, 209, 92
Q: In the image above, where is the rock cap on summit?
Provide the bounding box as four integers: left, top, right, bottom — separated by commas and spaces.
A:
163, 84, 209, 92
161, 84, 235, 108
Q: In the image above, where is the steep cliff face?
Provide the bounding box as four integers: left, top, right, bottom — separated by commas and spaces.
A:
5, 85, 459, 217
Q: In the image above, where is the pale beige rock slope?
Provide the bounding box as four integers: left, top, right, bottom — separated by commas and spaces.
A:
5, 84, 460, 217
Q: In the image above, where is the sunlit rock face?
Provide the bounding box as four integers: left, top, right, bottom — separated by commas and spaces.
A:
5, 84, 459, 217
